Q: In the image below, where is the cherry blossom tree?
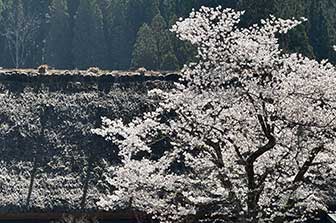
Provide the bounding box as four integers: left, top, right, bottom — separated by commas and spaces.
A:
93, 6, 336, 223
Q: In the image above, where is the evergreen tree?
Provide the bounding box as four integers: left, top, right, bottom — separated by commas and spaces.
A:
73, 0, 106, 69
308, 0, 336, 62
97, 0, 111, 36
107, 0, 133, 69
196, 0, 238, 9
274, 0, 314, 58
160, 0, 176, 21
142, 0, 160, 23
131, 23, 158, 70
175, 0, 196, 16
151, 13, 173, 69
22, 0, 50, 67
160, 51, 179, 71
239, 0, 277, 26
283, 25, 314, 58
66, 0, 80, 68
46, 0, 71, 69
0, 0, 7, 66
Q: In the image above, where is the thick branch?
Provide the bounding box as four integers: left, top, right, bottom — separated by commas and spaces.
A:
247, 115, 276, 164
293, 145, 324, 183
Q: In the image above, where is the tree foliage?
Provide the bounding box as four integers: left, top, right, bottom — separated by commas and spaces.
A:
94, 6, 336, 223
0, 0, 334, 69
150, 13, 173, 69
131, 23, 158, 70
46, 0, 72, 69
73, 0, 106, 69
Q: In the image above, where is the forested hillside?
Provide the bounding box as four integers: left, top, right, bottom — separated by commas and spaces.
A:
0, 0, 334, 70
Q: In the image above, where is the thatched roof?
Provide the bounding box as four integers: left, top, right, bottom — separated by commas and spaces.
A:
0, 70, 178, 217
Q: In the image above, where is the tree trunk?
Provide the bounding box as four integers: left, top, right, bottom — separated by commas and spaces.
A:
246, 163, 258, 223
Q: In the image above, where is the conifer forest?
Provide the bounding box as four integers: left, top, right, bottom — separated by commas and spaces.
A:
0, 0, 335, 70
